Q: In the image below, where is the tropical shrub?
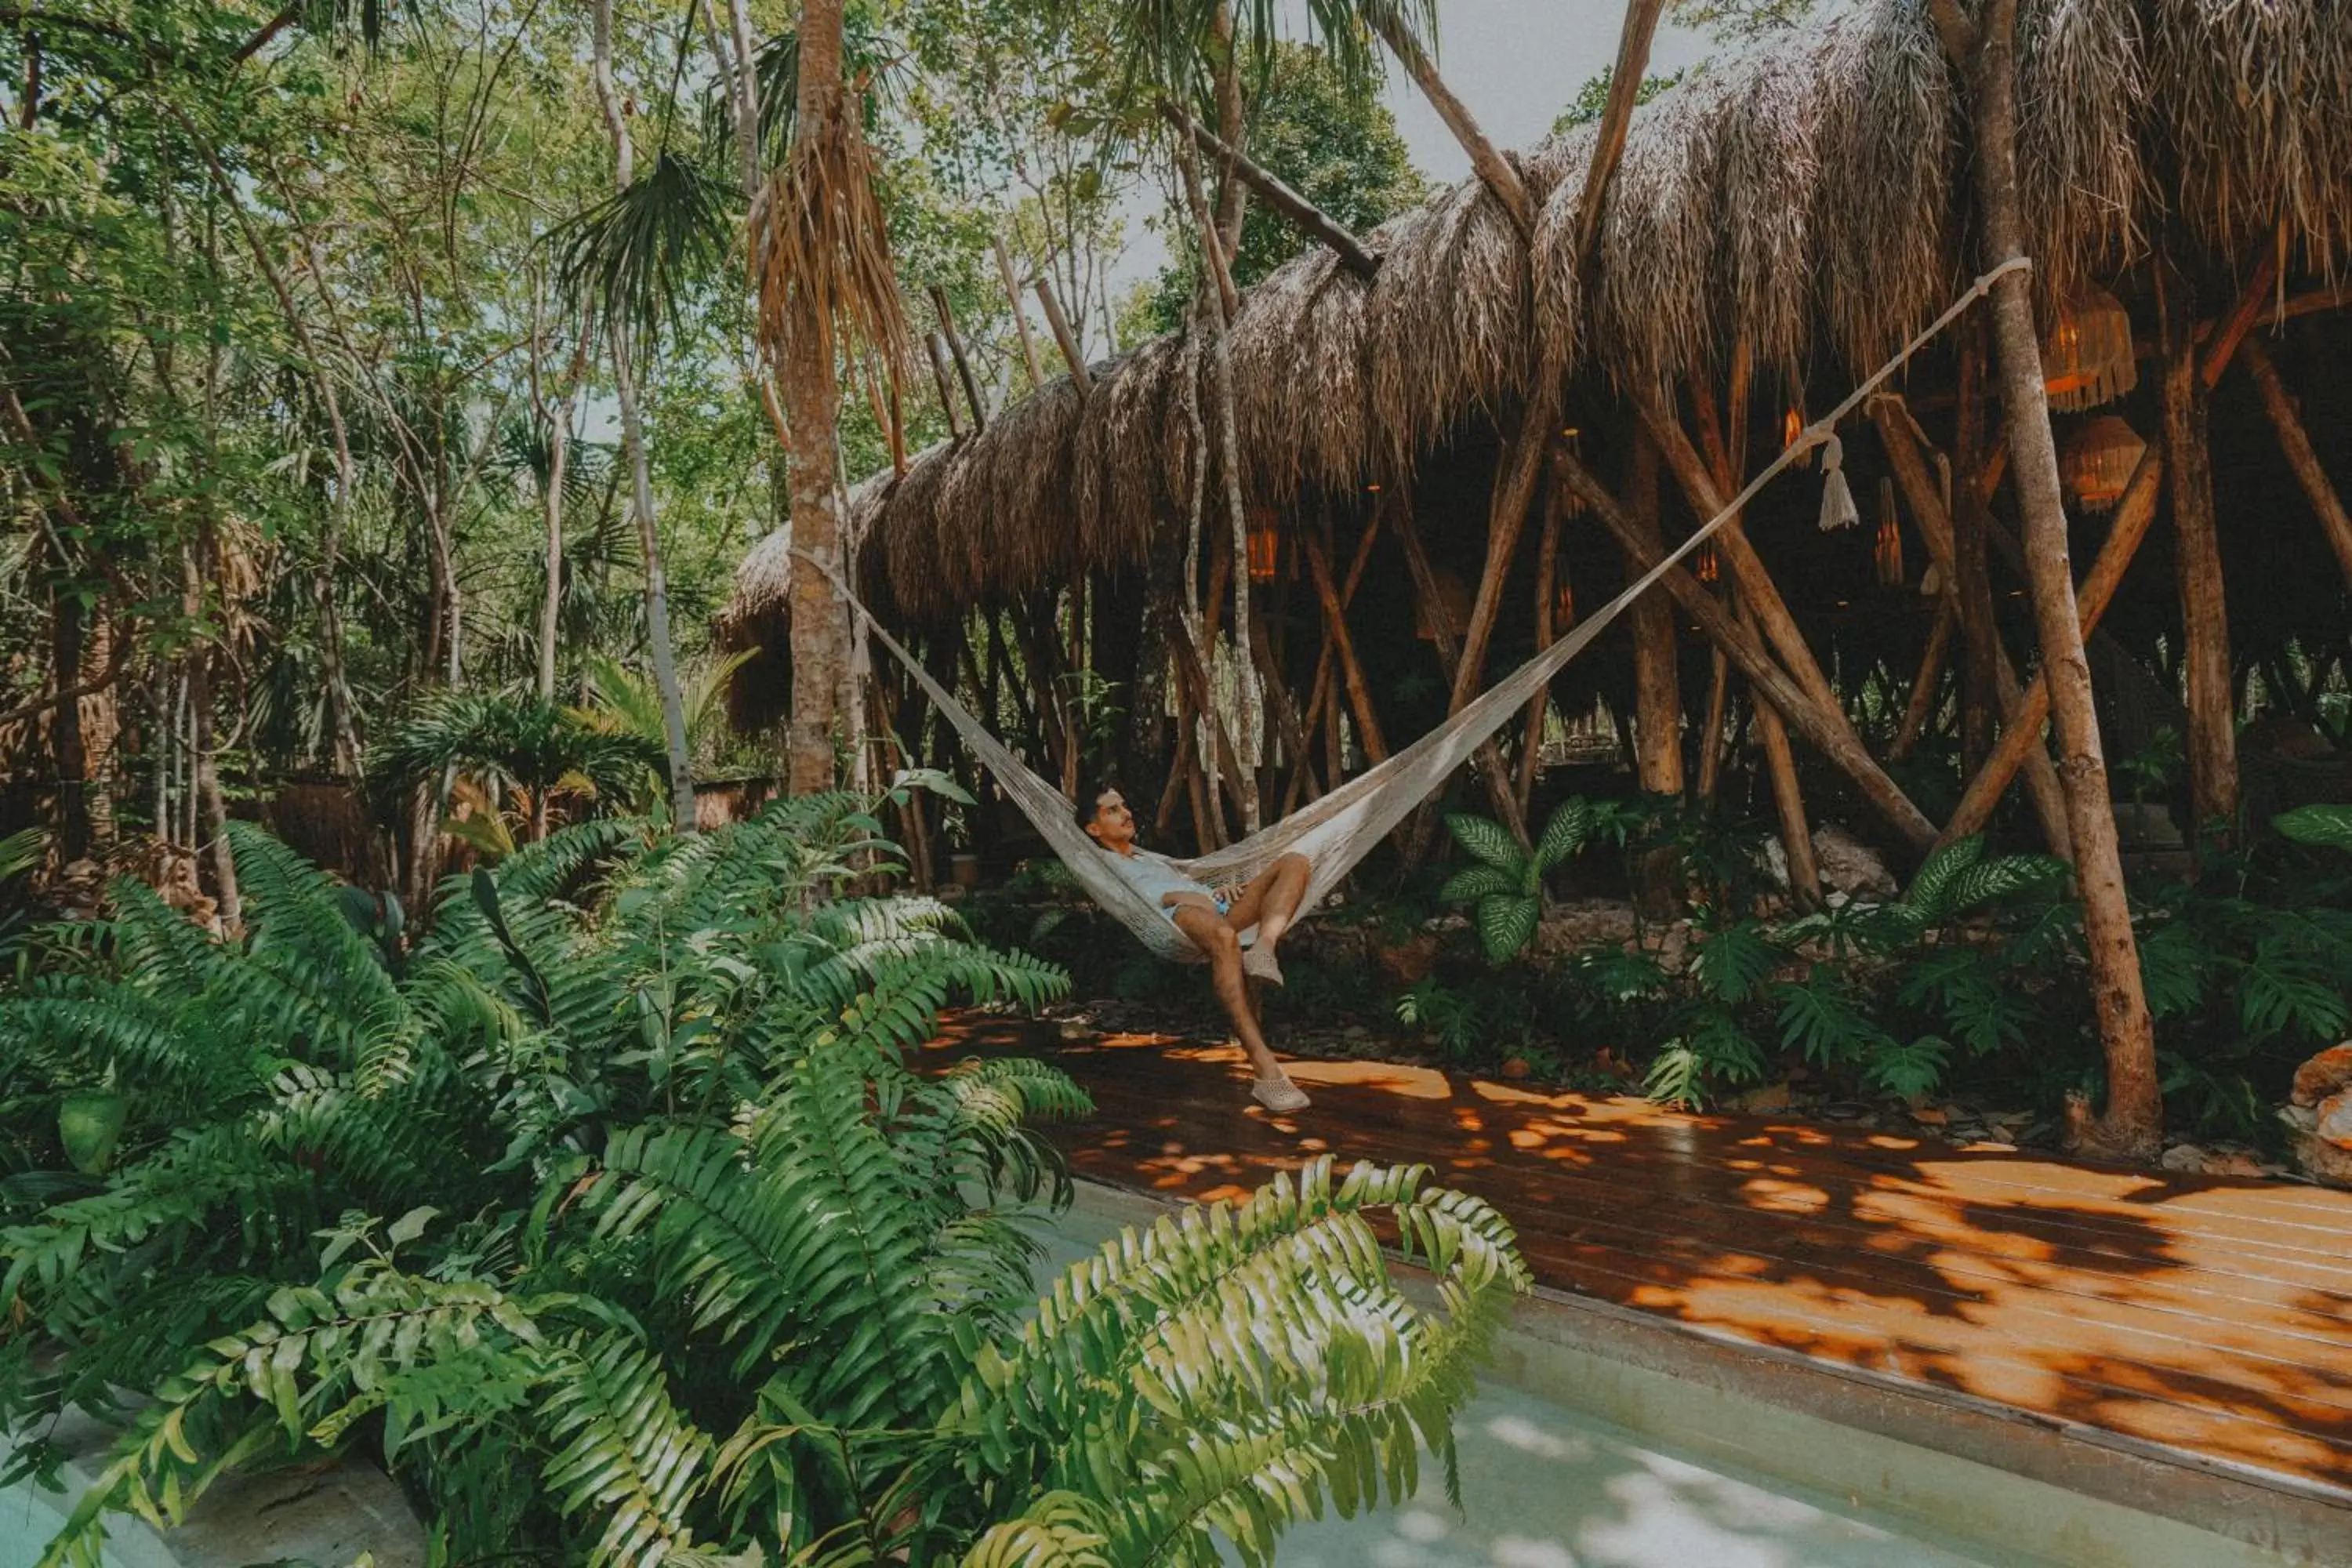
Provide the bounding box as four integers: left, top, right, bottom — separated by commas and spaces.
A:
0, 811, 1528, 1567
1439, 797, 1605, 962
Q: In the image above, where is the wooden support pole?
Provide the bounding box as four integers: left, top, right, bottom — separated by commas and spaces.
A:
924, 332, 964, 441
1875, 397, 2074, 857
1514, 473, 1566, 817
1623, 431, 1685, 799
1299, 524, 1389, 765
1368, 11, 1533, 237
2161, 270, 2238, 834
1639, 394, 1849, 728
1033, 276, 1091, 393
1287, 517, 1380, 811
2241, 337, 2352, 593
1389, 495, 1531, 841
1568, 0, 1667, 275
992, 235, 1047, 389
1891, 600, 1955, 763
1746, 593, 1822, 907
1250, 614, 1321, 802
927, 284, 987, 433
1940, 446, 2164, 844
1561, 451, 1939, 851
1160, 101, 1381, 279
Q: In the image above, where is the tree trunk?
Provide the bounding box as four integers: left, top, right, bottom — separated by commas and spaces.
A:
593, 0, 698, 823
1369, 10, 1531, 235
1746, 595, 1821, 909
2161, 272, 2237, 838
1160, 102, 1379, 279
1514, 475, 1565, 815
1930, 0, 2158, 1158
532, 322, 580, 706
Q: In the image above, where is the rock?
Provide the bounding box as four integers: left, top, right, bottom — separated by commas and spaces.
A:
1499, 1057, 1532, 1081
1908, 1106, 1948, 1126
2294, 1095, 2352, 1189
1369, 931, 1442, 986
1813, 825, 1900, 901
2201, 1149, 2267, 1179
1341, 1024, 1372, 1041
2290, 1044, 2352, 1108
1735, 1083, 1791, 1113
1763, 826, 1898, 902
2160, 1143, 2209, 1173
1055, 1018, 1099, 1043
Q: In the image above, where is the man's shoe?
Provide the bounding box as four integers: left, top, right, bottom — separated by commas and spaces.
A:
1242, 943, 1285, 986
1251, 1074, 1311, 1113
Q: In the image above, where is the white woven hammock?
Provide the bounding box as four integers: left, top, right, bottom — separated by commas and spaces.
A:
837, 262, 2021, 964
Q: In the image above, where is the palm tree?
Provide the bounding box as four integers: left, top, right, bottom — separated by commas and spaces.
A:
749, 0, 909, 795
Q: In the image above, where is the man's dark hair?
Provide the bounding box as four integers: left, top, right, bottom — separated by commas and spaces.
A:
1074, 782, 1116, 833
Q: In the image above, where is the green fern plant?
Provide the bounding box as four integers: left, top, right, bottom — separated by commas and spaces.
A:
1439, 797, 1595, 962
4, 810, 1528, 1568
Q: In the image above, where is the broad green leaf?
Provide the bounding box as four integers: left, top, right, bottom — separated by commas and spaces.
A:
1444, 813, 1523, 873
1439, 864, 1516, 904
1533, 797, 1592, 873
1475, 895, 1541, 964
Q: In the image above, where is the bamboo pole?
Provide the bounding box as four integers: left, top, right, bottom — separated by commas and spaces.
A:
1746, 593, 1821, 907
1033, 276, 1092, 393
1891, 601, 1955, 763
1160, 102, 1380, 279
1514, 474, 1566, 816
1623, 431, 1685, 800
1287, 517, 1381, 811
924, 332, 964, 441
927, 285, 987, 432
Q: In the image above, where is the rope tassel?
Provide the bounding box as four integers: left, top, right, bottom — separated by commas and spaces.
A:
1817, 434, 1860, 532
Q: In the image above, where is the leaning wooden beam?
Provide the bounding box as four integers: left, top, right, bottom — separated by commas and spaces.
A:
924, 332, 964, 441
1745, 594, 1823, 908
2241, 337, 2352, 592
1690, 376, 1808, 892
1299, 525, 1391, 765
1561, 452, 1940, 851
1032, 276, 1091, 393
927, 285, 987, 432
1368, 11, 1533, 236
991, 235, 1047, 389
1874, 398, 2074, 857
2161, 271, 2238, 830
1940, 446, 2165, 844
1513, 475, 1566, 817
1640, 394, 1848, 726
1160, 102, 1380, 280
1250, 615, 1322, 804
1891, 600, 1955, 763
1389, 495, 1532, 841
1287, 518, 1381, 812
2198, 239, 2281, 392
1568, 0, 1667, 275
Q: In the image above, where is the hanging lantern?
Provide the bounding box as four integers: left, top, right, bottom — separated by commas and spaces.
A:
1694, 543, 1720, 585
2042, 286, 2138, 412
2059, 414, 2147, 513
1874, 477, 1905, 588
1246, 506, 1279, 583
1783, 404, 1813, 470
1553, 570, 1576, 629
1817, 432, 1859, 532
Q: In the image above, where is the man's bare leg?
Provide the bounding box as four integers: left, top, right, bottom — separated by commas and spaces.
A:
1171, 905, 1304, 1105
1222, 852, 1311, 983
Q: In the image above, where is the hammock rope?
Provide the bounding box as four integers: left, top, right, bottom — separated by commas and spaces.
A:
818, 259, 2027, 964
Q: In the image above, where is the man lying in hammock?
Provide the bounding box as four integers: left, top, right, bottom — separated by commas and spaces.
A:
1076, 786, 1314, 1114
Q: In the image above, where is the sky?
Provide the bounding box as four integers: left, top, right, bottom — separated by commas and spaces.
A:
1101, 0, 1717, 304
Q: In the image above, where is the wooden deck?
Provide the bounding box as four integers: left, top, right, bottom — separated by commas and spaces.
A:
931, 1018, 2352, 1504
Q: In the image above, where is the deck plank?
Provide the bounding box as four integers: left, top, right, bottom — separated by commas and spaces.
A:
927, 1019, 2352, 1499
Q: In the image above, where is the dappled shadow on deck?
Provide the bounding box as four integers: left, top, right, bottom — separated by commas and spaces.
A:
929, 1018, 2352, 1497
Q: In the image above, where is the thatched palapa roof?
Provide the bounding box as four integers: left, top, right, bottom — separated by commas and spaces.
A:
725, 0, 2352, 641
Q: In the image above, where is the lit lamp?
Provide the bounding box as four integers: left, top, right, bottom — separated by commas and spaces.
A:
1783, 404, 1813, 470
1246, 507, 1279, 583
1694, 543, 1720, 584
2059, 414, 2146, 513
1552, 568, 1576, 628
1874, 477, 1905, 588
1556, 429, 1587, 517
2042, 286, 2137, 412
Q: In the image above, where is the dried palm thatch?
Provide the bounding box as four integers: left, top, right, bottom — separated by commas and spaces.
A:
751, 94, 912, 389
724, 0, 2352, 647
2149, 0, 2352, 272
